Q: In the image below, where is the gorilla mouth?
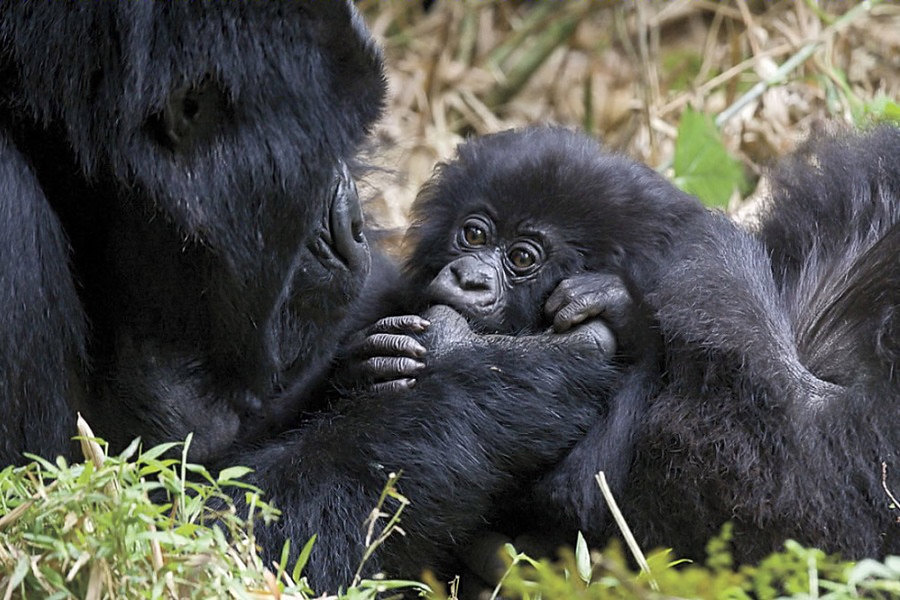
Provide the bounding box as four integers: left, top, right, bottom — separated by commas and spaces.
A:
309, 162, 368, 271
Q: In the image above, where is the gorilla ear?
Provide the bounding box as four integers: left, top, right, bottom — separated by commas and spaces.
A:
152, 78, 229, 152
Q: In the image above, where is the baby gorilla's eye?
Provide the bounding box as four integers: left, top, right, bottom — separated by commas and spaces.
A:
462, 223, 487, 247
509, 246, 537, 271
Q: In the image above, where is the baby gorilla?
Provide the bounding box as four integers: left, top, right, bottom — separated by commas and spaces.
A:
337, 127, 663, 584
344, 132, 653, 394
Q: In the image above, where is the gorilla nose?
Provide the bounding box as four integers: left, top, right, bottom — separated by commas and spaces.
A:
328, 161, 368, 270
427, 255, 500, 315
452, 262, 492, 291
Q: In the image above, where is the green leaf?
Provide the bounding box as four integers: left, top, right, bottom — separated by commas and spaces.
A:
117, 437, 142, 461
575, 531, 592, 584
292, 534, 317, 582
185, 463, 215, 484
174, 522, 202, 538
76, 460, 94, 487
673, 108, 748, 208
217, 466, 253, 483
864, 95, 900, 124
137, 442, 181, 462
277, 538, 291, 583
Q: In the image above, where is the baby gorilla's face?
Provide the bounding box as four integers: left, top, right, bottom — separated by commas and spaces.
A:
425, 211, 565, 334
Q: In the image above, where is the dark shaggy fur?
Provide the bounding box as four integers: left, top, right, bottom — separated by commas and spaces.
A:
0, 2, 385, 464
230, 127, 716, 589
620, 126, 900, 561
428, 128, 899, 566
252, 126, 897, 590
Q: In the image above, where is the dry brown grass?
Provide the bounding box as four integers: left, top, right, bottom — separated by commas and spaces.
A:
357, 0, 900, 233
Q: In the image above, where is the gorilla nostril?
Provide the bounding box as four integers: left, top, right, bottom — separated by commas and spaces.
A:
452, 264, 491, 291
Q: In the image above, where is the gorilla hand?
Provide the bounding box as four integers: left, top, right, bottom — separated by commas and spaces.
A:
342, 314, 430, 394
545, 272, 651, 357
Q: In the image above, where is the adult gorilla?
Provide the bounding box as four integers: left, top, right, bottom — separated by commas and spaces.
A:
0, 6, 617, 590
0, 2, 384, 464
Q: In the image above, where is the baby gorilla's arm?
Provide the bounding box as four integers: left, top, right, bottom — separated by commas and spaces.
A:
233, 304, 622, 589
345, 303, 618, 394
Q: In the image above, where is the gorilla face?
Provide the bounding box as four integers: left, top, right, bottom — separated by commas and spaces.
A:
424, 211, 566, 334
0, 1, 386, 457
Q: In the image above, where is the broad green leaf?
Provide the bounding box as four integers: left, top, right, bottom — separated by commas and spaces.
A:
138, 442, 181, 462
673, 108, 748, 208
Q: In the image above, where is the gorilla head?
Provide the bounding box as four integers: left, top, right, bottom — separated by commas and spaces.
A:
0, 2, 385, 462
402, 127, 697, 334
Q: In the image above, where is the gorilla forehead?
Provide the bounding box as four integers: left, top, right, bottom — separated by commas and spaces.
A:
414, 128, 672, 244
0, 2, 385, 239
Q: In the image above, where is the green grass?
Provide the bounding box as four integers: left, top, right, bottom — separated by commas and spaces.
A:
1, 427, 897, 599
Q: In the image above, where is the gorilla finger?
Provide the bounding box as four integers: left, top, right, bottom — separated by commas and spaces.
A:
370, 315, 431, 334
544, 286, 572, 318
599, 286, 634, 321
553, 300, 603, 332
364, 356, 426, 378
362, 333, 427, 358
369, 378, 417, 394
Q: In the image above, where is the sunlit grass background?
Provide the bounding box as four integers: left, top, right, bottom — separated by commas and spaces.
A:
357, 0, 899, 234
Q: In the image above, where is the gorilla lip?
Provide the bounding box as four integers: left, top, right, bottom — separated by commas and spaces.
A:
310, 164, 367, 270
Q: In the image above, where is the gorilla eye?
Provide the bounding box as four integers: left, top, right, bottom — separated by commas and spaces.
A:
461, 222, 488, 247
150, 77, 228, 151
507, 242, 541, 274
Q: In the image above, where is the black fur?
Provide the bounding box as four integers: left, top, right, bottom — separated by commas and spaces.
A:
620, 126, 900, 561
0, 2, 385, 464
320, 126, 900, 584
435, 128, 899, 566
232, 127, 707, 589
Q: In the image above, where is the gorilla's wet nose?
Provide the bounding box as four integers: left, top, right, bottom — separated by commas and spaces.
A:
427, 255, 500, 315
328, 161, 368, 271
451, 260, 493, 292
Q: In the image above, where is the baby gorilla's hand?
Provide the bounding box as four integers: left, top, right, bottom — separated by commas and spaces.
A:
555, 318, 617, 356
545, 272, 652, 358
345, 315, 430, 393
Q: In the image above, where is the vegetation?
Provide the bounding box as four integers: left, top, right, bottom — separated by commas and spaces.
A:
0, 418, 426, 599
1, 424, 897, 598
356, 0, 900, 231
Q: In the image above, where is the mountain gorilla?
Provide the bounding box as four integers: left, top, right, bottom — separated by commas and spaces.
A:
0, 5, 623, 592
226, 127, 688, 588
620, 125, 900, 562
0, 2, 384, 464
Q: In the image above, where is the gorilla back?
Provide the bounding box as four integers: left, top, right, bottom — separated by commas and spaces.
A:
0, 2, 385, 464
623, 126, 900, 561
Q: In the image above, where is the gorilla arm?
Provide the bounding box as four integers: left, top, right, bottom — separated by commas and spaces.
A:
0, 133, 84, 464
228, 305, 620, 591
